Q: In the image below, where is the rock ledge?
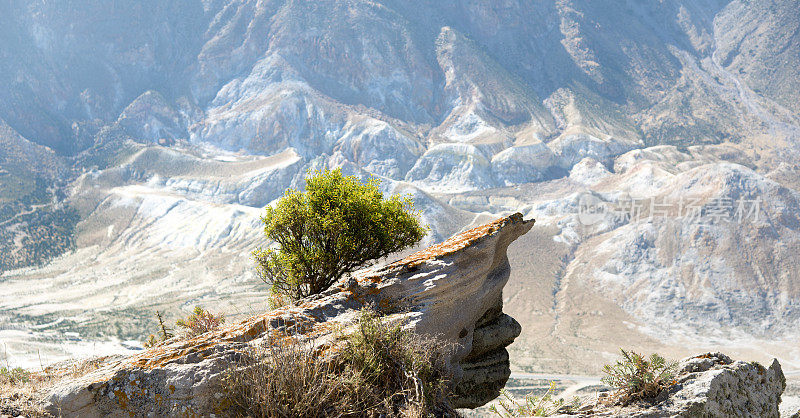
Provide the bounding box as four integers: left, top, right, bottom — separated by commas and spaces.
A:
44, 214, 534, 416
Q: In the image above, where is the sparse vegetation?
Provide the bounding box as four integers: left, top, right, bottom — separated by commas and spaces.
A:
0, 374, 48, 418
266, 291, 291, 310
254, 168, 426, 301
221, 309, 455, 417
0, 175, 82, 271
175, 306, 225, 337
142, 334, 160, 348
0, 358, 105, 417
143, 307, 225, 347
0, 366, 31, 385
222, 336, 349, 417
489, 382, 580, 417
143, 310, 174, 348
601, 349, 677, 405
340, 310, 453, 415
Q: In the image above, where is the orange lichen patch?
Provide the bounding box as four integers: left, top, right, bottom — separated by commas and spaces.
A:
377, 297, 400, 312
118, 337, 220, 370
111, 309, 300, 372
340, 283, 384, 306
218, 315, 272, 340
304, 319, 343, 338
313, 340, 346, 359
384, 213, 528, 270
113, 389, 129, 410
242, 320, 267, 339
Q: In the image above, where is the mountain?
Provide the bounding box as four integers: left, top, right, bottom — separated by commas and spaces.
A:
0, 0, 799, 378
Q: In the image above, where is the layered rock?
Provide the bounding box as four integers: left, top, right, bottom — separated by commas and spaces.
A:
452, 302, 522, 409
43, 214, 534, 416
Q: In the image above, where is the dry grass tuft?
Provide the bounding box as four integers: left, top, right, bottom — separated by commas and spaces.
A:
1, 367, 50, 417
1, 366, 41, 416
221, 309, 457, 417
601, 349, 677, 406
490, 382, 580, 417
221, 336, 352, 417
176, 306, 225, 337
0, 357, 107, 417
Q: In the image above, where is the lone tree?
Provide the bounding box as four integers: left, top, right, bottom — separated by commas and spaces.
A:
254, 169, 426, 301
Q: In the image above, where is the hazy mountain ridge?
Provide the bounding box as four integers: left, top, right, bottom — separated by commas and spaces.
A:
1, 0, 799, 374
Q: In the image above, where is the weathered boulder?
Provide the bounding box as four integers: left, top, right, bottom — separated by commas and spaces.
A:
566, 352, 785, 417
43, 213, 534, 416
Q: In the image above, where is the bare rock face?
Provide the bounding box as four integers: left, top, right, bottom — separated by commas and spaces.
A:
452, 303, 522, 409
43, 214, 534, 416
571, 352, 785, 417
667, 353, 785, 417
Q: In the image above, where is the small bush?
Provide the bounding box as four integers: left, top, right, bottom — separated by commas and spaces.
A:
222, 336, 349, 417
176, 306, 225, 337
267, 291, 291, 310
490, 382, 580, 417
142, 310, 173, 348
601, 349, 677, 405
338, 310, 454, 416
0, 367, 31, 385
142, 334, 160, 349
254, 169, 426, 301
143, 307, 224, 347
221, 309, 455, 417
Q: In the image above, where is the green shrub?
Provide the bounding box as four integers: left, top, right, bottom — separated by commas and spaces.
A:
254, 169, 426, 301
143, 307, 225, 347
221, 309, 454, 417
176, 306, 225, 337
601, 349, 677, 405
142, 334, 160, 349
490, 382, 580, 417
0, 367, 31, 385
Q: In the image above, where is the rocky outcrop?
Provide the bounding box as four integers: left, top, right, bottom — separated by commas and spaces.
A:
567, 352, 786, 417
43, 214, 534, 416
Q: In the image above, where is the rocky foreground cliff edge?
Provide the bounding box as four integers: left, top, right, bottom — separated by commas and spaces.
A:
43, 213, 534, 416
28, 213, 790, 417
